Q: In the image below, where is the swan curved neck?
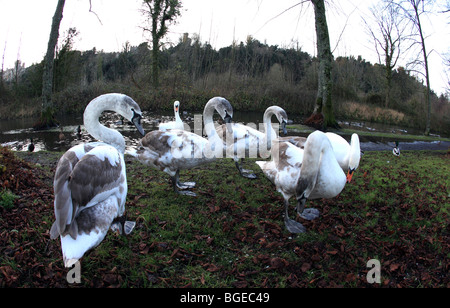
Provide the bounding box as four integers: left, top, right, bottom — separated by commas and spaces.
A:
203, 101, 219, 139
84, 98, 126, 153
174, 103, 182, 122
348, 134, 361, 169
175, 110, 182, 122
263, 108, 278, 143
298, 132, 333, 197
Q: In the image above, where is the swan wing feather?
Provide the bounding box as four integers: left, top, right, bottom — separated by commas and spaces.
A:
51, 144, 124, 239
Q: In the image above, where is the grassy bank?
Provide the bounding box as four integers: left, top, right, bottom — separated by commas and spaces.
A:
0, 148, 449, 287
287, 124, 450, 141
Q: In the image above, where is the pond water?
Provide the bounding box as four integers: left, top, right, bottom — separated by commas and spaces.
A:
0, 110, 448, 153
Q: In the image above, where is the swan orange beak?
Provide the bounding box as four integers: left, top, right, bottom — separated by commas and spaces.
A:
346, 170, 354, 183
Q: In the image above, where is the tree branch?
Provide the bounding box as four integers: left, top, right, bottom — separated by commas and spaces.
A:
255, 1, 310, 34
88, 0, 103, 25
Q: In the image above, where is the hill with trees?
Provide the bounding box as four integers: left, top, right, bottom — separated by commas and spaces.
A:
1, 32, 449, 135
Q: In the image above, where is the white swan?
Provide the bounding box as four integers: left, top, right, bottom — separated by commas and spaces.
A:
159, 100, 185, 131
134, 97, 233, 197
324, 132, 361, 182
280, 132, 361, 183
256, 130, 346, 233
49, 93, 145, 267
216, 106, 289, 179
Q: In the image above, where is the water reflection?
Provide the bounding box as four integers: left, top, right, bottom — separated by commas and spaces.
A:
0, 110, 296, 153
1, 110, 448, 152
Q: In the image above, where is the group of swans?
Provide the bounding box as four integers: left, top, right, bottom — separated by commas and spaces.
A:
50, 93, 361, 267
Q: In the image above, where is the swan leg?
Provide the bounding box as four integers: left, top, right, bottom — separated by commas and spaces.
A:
110, 222, 122, 234
173, 170, 196, 189
296, 195, 320, 221
235, 159, 257, 179
171, 171, 197, 197
283, 199, 306, 233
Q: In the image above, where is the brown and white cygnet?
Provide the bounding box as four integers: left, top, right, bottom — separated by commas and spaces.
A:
216, 106, 289, 179
50, 93, 145, 267
132, 97, 233, 197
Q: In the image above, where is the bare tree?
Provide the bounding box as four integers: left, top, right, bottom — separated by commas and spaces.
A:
386, 0, 435, 135
306, 0, 338, 129
40, 0, 66, 129
442, 1, 450, 94
1, 41, 6, 89
364, 3, 408, 108
141, 0, 182, 89
39, 0, 102, 129
256, 0, 338, 129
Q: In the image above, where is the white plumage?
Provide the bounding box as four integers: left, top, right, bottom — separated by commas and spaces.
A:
256, 130, 347, 233
324, 132, 361, 182
279, 132, 361, 183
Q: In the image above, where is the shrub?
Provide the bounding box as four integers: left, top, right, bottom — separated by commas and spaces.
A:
0, 189, 17, 210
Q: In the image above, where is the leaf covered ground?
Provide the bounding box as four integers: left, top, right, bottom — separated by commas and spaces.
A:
0, 146, 448, 288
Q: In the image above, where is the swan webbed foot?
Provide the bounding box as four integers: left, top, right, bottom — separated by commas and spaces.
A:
124, 221, 136, 235
295, 194, 319, 220
177, 190, 197, 197
284, 217, 307, 233
283, 199, 306, 233
299, 208, 320, 221
240, 168, 257, 179
235, 161, 257, 179
172, 181, 197, 197
176, 181, 196, 189
171, 172, 197, 196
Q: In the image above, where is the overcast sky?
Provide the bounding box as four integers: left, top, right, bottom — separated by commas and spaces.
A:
1, 0, 448, 95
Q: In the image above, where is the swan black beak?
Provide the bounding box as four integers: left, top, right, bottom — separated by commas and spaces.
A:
281, 121, 288, 135
132, 111, 145, 136
223, 111, 233, 135
224, 111, 232, 124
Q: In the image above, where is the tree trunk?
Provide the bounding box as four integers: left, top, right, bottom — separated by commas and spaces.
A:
39, 0, 65, 129
413, 3, 431, 135
152, 36, 159, 89
306, 0, 338, 129
385, 64, 392, 108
